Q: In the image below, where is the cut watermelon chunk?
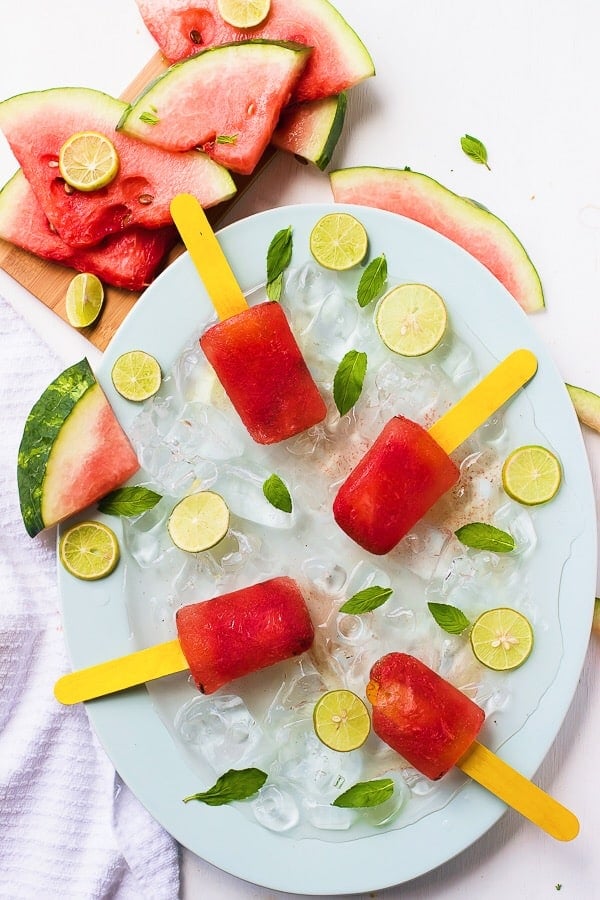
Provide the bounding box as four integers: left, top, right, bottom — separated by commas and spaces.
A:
0, 87, 236, 247
18, 359, 139, 537
119, 40, 311, 174
330, 166, 544, 314
135, 0, 374, 102
271, 92, 346, 170
0, 170, 177, 290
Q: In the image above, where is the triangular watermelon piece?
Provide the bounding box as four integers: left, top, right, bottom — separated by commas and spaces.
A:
0, 170, 177, 290
119, 41, 311, 175
0, 86, 236, 247
135, 0, 375, 103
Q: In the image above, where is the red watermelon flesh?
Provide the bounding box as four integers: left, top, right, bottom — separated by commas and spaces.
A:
0, 170, 177, 290
135, 0, 375, 103
0, 87, 236, 247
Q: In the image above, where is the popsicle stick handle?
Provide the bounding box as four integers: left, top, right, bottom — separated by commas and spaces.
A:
54, 639, 189, 705
170, 193, 249, 321
458, 740, 579, 841
428, 349, 538, 454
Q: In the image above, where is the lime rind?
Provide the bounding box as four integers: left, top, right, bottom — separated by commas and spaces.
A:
470, 607, 533, 671
65, 273, 104, 328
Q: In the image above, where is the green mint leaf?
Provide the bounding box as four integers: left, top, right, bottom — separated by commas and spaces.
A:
340, 586, 393, 615
266, 272, 283, 301
332, 778, 394, 809
427, 602, 471, 635
266, 226, 293, 284
139, 110, 159, 125
98, 486, 162, 517
183, 768, 267, 806
460, 134, 491, 169
216, 134, 238, 145
262, 474, 292, 513
333, 349, 367, 416
357, 254, 387, 307
455, 522, 515, 553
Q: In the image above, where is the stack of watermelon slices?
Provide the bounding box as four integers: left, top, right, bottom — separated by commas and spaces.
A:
0, 0, 373, 292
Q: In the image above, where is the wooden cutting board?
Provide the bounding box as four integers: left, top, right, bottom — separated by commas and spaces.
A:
0, 52, 274, 351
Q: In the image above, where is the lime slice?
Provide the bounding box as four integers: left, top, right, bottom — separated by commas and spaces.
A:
168, 491, 230, 552
216, 0, 271, 27
470, 607, 534, 670
111, 350, 162, 402
59, 520, 120, 581
375, 283, 448, 356
65, 272, 104, 328
58, 131, 120, 192
313, 689, 371, 752
501, 444, 562, 505
309, 213, 368, 271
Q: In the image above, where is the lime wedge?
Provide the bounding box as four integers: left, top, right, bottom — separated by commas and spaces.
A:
111, 350, 162, 402
309, 213, 368, 271
375, 283, 448, 356
58, 131, 119, 192
470, 607, 533, 670
59, 521, 120, 581
216, 0, 271, 27
65, 273, 104, 328
501, 444, 562, 505
313, 689, 371, 752
167, 491, 230, 552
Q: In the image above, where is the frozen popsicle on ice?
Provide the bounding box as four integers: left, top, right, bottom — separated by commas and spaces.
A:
333, 348, 538, 554
54, 577, 314, 704
170, 194, 326, 444
366, 652, 579, 841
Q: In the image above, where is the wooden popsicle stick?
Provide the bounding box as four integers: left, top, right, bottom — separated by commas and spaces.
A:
54, 638, 188, 705
458, 740, 579, 841
428, 348, 538, 454
170, 192, 249, 321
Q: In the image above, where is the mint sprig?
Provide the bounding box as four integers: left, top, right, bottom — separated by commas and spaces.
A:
262, 473, 292, 513
339, 586, 393, 615
455, 522, 515, 553
183, 768, 267, 806
357, 254, 387, 307
427, 602, 471, 635
332, 778, 394, 809
266, 226, 293, 300
333, 349, 367, 416
460, 134, 491, 170
98, 486, 162, 517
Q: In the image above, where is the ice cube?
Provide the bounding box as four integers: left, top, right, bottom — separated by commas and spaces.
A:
215, 465, 296, 529
252, 783, 299, 832
175, 694, 263, 770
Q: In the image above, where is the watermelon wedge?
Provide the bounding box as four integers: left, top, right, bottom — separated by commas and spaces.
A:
0, 87, 236, 247
118, 40, 311, 174
135, 0, 374, 103
18, 359, 139, 537
330, 167, 545, 314
0, 170, 177, 290
271, 92, 346, 169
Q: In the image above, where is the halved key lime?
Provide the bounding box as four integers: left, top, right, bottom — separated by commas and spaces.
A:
313, 689, 371, 752
59, 521, 120, 580
58, 131, 119, 192
501, 444, 562, 505
375, 283, 448, 356
111, 350, 162, 402
168, 491, 230, 552
470, 607, 533, 670
309, 213, 368, 271
216, 0, 271, 27
65, 273, 104, 328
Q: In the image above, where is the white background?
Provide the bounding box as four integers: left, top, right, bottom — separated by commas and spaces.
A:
1, 1, 599, 898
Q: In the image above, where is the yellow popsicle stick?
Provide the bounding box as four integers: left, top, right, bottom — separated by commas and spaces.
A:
170, 193, 248, 321
428, 348, 538, 453
54, 638, 188, 705
458, 740, 579, 841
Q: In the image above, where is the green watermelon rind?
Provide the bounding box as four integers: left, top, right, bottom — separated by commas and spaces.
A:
18, 359, 96, 537
329, 166, 545, 314
565, 383, 600, 433
272, 92, 347, 170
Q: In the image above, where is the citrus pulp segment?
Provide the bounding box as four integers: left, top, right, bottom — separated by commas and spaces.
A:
470, 607, 534, 670
111, 351, 162, 402
309, 212, 368, 270
59, 521, 120, 581
65, 273, 104, 328
58, 131, 119, 192
167, 491, 230, 552
375, 283, 448, 356
216, 0, 271, 28
313, 689, 371, 751
501, 445, 562, 505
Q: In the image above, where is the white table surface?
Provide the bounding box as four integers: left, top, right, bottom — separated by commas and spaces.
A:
1, 2, 599, 897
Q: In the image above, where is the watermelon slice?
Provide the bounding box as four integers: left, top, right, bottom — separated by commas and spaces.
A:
330, 167, 545, 314
18, 359, 139, 537
0, 170, 177, 290
565, 383, 600, 433
271, 92, 346, 170
135, 0, 374, 103
118, 40, 311, 174
0, 87, 236, 247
